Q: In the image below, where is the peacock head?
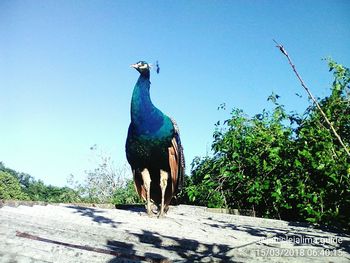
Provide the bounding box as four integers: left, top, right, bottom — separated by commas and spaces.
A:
130, 61, 151, 76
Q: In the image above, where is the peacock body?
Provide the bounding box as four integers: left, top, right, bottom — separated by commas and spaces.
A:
125, 61, 184, 216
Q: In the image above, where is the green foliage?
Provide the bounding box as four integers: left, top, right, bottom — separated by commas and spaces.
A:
175, 174, 194, 205
0, 162, 81, 203
185, 60, 350, 231
111, 179, 142, 205
0, 171, 29, 200
25, 180, 82, 203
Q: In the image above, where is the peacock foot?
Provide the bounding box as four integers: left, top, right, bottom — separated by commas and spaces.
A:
157, 205, 169, 218
145, 203, 158, 216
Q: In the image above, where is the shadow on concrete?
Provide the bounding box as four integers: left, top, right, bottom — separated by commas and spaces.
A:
64, 205, 349, 262
288, 220, 350, 236
203, 217, 350, 252
340, 239, 350, 254
106, 229, 242, 262
106, 239, 168, 263
115, 204, 146, 214
66, 205, 120, 228
16, 230, 166, 263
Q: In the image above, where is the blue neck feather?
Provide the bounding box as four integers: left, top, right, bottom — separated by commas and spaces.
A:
131, 74, 167, 136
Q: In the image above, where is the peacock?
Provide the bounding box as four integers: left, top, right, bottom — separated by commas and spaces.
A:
125, 61, 185, 217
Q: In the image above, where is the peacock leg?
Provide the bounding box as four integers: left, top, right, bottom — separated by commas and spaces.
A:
159, 169, 169, 217
141, 168, 152, 215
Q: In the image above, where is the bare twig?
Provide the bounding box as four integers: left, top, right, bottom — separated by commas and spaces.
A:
273, 39, 350, 158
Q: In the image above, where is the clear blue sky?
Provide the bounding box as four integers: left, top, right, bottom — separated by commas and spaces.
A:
1, 0, 349, 187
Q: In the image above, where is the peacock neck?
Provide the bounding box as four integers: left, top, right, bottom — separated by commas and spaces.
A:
131, 74, 159, 126
130, 73, 174, 138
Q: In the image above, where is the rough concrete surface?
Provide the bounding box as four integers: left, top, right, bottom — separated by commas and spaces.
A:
0, 203, 349, 262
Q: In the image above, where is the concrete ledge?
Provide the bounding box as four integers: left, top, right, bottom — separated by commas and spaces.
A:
207, 207, 256, 217
0, 200, 256, 217
0, 200, 48, 208
0, 200, 115, 209
1, 201, 349, 262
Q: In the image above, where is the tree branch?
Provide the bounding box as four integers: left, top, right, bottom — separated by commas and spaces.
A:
273, 39, 350, 158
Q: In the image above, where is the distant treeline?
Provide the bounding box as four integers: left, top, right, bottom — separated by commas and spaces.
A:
0, 160, 144, 206
0, 162, 81, 203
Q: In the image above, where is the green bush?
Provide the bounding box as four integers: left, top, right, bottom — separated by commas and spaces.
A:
26, 180, 82, 203
185, 60, 350, 231
111, 179, 142, 205
0, 171, 29, 200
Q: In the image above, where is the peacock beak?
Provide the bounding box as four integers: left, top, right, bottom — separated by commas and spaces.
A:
130, 63, 139, 69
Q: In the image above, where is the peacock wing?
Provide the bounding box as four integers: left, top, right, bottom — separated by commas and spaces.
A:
168, 118, 185, 195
